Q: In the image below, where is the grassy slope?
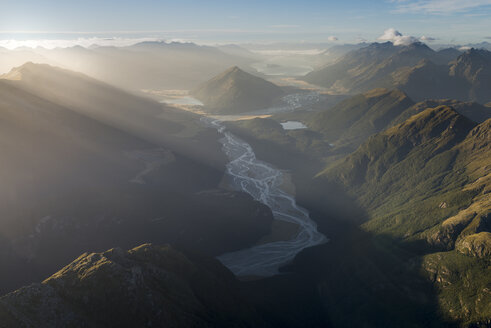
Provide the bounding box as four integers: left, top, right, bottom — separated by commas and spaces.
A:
307, 88, 415, 150
318, 108, 491, 325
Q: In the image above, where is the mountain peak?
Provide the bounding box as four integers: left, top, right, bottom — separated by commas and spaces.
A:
228, 65, 241, 72
384, 105, 475, 144
368, 41, 395, 49
191, 66, 284, 114
1, 62, 98, 85
1, 62, 44, 80
362, 88, 408, 99
454, 48, 491, 64
405, 41, 431, 50
322, 105, 476, 187
221, 65, 244, 76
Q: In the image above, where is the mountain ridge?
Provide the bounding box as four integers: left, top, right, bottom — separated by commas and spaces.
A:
0, 244, 267, 328
303, 43, 491, 104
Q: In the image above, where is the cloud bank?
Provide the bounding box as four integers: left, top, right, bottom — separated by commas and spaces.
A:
328, 36, 338, 42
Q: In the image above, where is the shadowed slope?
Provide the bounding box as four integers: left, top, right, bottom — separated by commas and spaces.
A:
0, 244, 267, 328
0, 68, 273, 295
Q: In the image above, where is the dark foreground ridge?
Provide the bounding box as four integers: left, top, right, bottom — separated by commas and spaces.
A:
0, 244, 267, 328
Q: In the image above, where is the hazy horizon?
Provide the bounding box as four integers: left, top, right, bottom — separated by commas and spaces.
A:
1, 0, 491, 48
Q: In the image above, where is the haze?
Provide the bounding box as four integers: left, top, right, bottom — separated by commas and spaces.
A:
0, 1, 490, 328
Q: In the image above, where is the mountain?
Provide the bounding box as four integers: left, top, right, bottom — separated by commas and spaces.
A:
436, 48, 462, 63
316, 43, 369, 67
191, 66, 284, 114
384, 59, 461, 101
227, 89, 490, 163
2, 41, 257, 90
394, 98, 491, 124
303, 42, 453, 93
304, 43, 491, 104
1, 62, 222, 167
316, 106, 490, 324
385, 49, 491, 104
0, 64, 273, 294
0, 47, 52, 76
302, 88, 490, 152
303, 42, 399, 92
321, 106, 475, 191
463, 41, 491, 51
306, 88, 415, 151
0, 244, 266, 327
449, 48, 491, 103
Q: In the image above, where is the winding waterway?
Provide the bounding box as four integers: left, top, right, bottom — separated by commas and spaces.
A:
203, 117, 327, 276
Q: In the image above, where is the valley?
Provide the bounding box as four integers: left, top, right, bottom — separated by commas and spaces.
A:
205, 118, 327, 277
0, 32, 490, 328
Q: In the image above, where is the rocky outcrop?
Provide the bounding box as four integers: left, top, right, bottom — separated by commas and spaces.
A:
0, 244, 265, 328
456, 232, 491, 258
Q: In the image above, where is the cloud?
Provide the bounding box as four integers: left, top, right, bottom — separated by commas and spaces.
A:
393, 0, 491, 14
485, 36, 491, 40
378, 28, 418, 46
328, 36, 338, 42
420, 35, 437, 41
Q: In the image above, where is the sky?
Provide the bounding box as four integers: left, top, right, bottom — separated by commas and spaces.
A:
0, 0, 490, 47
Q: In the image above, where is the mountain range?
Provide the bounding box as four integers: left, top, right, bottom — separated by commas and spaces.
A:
303, 42, 491, 104
0, 42, 258, 91
305, 88, 491, 152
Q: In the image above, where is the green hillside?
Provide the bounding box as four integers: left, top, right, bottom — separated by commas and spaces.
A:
317, 107, 490, 324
